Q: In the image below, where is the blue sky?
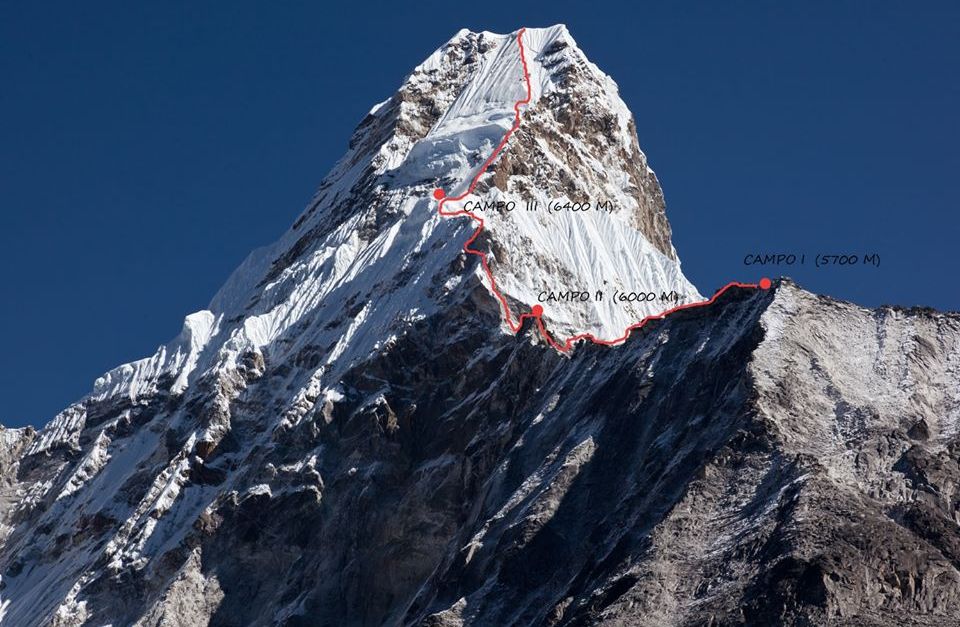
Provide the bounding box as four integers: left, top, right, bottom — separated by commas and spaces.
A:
2, 1, 958, 427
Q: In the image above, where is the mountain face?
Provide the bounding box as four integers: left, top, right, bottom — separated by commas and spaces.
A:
1, 25, 959, 627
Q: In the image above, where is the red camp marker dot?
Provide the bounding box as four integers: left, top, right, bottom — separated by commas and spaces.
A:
432, 188, 445, 200
759, 277, 773, 290
531, 304, 544, 317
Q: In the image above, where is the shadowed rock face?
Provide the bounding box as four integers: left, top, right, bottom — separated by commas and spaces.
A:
2, 280, 959, 626
2, 25, 960, 627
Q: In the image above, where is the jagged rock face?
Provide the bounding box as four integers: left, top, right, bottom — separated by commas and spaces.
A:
1, 25, 959, 627
484, 37, 675, 259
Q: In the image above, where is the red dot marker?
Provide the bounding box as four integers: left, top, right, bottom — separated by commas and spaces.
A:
759, 277, 772, 290
432, 188, 445, 200
531, 304, 544, 317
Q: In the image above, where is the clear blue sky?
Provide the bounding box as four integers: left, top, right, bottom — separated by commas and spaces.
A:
2, 1, 958, 427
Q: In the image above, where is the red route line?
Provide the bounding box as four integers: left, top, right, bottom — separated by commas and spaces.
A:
436, 27, 769, 353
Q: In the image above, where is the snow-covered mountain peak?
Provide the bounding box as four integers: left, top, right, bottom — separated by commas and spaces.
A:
22, 23, 704, 481
403, 25, 700, 340
3, 25, 960, 627
77, 25, 699, 415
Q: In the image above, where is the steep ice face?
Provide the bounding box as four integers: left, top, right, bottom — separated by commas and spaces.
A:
406, 26, 701, 341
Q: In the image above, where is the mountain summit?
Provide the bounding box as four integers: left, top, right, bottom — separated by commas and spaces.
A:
1, 26, 959, 626
84, 25, 696, 412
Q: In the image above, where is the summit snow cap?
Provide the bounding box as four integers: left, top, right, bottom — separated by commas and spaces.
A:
418, 26, 702, 343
